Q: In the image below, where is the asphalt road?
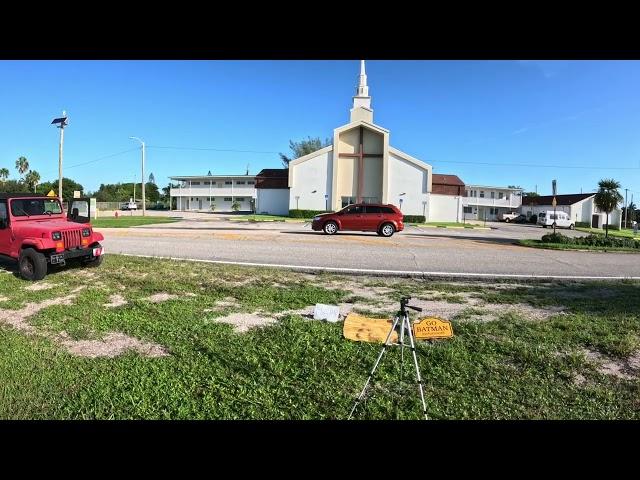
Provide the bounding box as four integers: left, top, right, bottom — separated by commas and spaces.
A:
99, 218, 640, 279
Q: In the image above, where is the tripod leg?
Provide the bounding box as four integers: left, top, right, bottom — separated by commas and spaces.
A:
348, 315, 400, 420
406, 317, 429, 420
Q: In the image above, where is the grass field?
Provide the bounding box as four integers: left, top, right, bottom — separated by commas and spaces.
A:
1, 255, 639, 419
411, 222, 487, 229
576, 227, 640, 240
518, 239, 640, 253
229, 214, 306, 222
92, 217, 180, 228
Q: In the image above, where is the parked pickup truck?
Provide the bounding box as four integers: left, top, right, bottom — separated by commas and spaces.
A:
0, 193, 104, 281
498, 212, 519, 222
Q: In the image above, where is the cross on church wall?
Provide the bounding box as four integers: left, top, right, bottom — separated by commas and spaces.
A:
338, 126, 383, 203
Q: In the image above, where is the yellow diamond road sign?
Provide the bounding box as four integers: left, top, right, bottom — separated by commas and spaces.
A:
46, 190, 56, 197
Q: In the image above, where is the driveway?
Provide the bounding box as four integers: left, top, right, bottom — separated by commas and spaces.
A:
99, 217, 640, 279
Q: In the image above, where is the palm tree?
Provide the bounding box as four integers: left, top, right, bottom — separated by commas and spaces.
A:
15, 156, 29, 181
594, 178, 623, 238
24, 170, 41, 193
0, 167, 9, 184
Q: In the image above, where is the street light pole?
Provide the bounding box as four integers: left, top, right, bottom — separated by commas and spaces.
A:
51, 111, 68, 201
625, 188, 628, 229
130, 137, 146, 216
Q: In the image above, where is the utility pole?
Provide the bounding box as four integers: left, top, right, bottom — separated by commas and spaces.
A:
51, 111, 68, 201
625, 188, 629, 229
129, 137, 146, 216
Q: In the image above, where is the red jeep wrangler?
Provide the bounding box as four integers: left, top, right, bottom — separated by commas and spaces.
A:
0, 193, 104, 281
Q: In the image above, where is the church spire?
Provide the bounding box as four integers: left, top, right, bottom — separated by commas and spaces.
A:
351, 60, 373, 123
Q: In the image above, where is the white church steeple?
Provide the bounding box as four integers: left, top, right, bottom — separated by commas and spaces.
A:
350, 60, 373, 123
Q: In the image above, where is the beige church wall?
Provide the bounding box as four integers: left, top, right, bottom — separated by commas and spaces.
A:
336, 156, 357, 201
338, 128, 360, 154
387, 153, 429, 216
289, 150, 333, 211
428, 194, 462, 222
362, 156, 383, 200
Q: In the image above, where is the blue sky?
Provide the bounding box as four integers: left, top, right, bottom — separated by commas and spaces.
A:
1, 60, 639, 200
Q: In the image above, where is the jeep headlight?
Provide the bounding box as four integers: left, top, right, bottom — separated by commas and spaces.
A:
82, 228, 91, 237
52, 231, 62, 241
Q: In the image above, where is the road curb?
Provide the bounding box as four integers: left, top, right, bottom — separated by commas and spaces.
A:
117, 253, 640, 282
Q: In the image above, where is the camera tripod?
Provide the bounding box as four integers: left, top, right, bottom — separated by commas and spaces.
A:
349, 297, 428, 420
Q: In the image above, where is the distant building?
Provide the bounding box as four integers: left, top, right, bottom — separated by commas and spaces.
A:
520, 193, 622, 228
462, 185, 523, 221
255, 169, 289, 216
169, 175, 256, 212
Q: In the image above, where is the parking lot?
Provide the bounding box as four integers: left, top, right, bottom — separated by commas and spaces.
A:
99, 214, 640, 278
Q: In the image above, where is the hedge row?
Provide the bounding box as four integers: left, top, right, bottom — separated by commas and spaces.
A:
403, 215, 426, 223
289, 209, 331, 218
541, 232, 639, 249
575, 222, 590, 228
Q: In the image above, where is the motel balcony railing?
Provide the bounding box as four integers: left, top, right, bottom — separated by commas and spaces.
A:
170, 187, 257, 197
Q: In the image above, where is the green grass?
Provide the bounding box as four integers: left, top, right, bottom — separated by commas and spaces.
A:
228, 214, 306, 222
576, 227, 640, 240
518, 239, 640, 253
1, 255, 639, 419
91, 217, 180, 228
410, 222, 486, 229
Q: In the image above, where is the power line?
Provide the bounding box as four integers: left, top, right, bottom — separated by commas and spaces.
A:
147, 145, 279, 154
40, 147, 139, 176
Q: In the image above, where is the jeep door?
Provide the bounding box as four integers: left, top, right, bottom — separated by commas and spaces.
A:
0, 201, 11, 255
68, 198, 91, 224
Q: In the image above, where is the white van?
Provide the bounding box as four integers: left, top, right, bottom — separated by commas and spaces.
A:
537, 210, 574, 229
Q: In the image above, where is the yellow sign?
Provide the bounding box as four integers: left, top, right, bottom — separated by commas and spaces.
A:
47, 190, 56, 197
552, 196, 557, 208
343, 313, 398, 344
413, 317, 454, 340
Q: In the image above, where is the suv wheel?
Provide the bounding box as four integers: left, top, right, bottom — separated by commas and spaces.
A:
18, 248, 48, 281
380, 223, 395, 237
505, 218, 510, 223
323, 221, 338, 235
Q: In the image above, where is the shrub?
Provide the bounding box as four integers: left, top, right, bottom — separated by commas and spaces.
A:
541, 233, 639, 249
605, 224, 620, 230
231, 201, 240, 212
541, 232, 572, 244
575, 222, 590, 228
289, 209, 330, 218
529, 214, 537, 224
403, 215, 426, 223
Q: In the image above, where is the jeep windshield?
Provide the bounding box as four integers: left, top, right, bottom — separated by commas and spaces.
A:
10, 198, 63, 217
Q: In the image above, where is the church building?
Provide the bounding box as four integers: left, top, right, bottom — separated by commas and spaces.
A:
257, 60, 458, 219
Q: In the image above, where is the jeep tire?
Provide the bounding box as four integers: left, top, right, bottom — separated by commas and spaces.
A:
19, 248, 48, 281
82, 254, 104, 268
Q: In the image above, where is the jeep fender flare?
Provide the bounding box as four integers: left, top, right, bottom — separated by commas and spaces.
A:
93, 232, 105, 242
16, 239, 47, 258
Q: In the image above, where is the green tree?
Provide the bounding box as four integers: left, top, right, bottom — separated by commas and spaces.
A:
24, 170, 41, 193
38, 178, 84, 202
623, 201, 637, 226
149, 172, 156, 185
523, 192, 540, 197
594, 178, 623, 238
15, 156, 29, 181
0, 167, 9, 184
280, 136, 331, 168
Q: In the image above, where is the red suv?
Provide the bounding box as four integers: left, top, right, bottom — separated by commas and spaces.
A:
311, 203, 404, 237
0, 193, 104, 281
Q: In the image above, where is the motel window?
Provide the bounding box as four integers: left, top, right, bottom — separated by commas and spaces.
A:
224, 197, 232, 202
247, 181, 255, 185
204, 181, 211, 185
236, 198, 245, 201
191, 182, 200, 185
499, 192, 504, 199
480, 191, 485, 198
465, 190, 469, 197
490, 192, 495, 199
463, 206, 472, 214
236, 181, 246, 185
225, 181, 232, 185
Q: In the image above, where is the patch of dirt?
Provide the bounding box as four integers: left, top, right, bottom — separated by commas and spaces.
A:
104, 294, 127, 308
573, 373, 587, 386
581, 348, 638, 380
24, 282, 55, 291
0, 296, 8, 302
143, 293, 179, 303
211, 312, 278, 333
56, 331, 169, 358
0, 286, 169, 358
204, 297, 237, 312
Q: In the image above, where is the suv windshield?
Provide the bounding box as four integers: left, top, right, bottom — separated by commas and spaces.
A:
10, 198, 62, 217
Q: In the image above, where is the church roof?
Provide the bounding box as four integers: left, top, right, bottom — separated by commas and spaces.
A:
432, 174, 465, 186
522, 193, 595, 206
